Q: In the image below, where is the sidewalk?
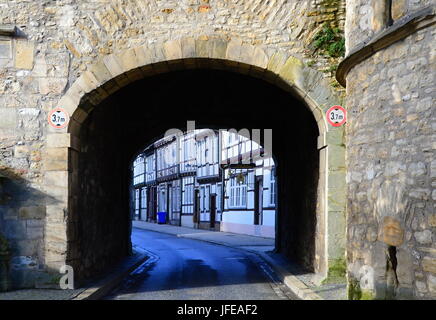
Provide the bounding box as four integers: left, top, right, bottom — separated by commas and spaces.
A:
0, 250, 148, 300
133, 221, 347, 300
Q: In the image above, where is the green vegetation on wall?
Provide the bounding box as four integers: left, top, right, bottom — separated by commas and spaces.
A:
312, 23, 345, 58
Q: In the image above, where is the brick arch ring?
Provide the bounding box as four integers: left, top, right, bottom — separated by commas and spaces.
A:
47, 37, 346, 278
55, 37, 340, 138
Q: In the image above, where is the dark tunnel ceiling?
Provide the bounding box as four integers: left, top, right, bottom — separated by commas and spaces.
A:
82, 68, 319, 163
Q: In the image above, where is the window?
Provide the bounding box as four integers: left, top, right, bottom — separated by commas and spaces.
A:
229, 175, 247, 208
133, 156, 145, 185
134, 189, 140, 219
270, 168, 276, 206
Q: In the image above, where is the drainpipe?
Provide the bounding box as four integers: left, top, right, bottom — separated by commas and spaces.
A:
0, 233, 10, 292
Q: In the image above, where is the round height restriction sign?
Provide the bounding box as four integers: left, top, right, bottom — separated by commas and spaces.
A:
48, 107, 69, 129
326, 105, 346, 127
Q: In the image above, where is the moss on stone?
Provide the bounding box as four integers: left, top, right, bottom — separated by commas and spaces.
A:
321, 258, 347, 285
328, 258, 346, 278
348, 278, 375, 300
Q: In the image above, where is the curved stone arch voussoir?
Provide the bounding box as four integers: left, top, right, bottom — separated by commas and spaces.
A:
58, 37, 339, 137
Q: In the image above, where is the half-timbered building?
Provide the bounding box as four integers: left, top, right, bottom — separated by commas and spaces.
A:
194, 129, 223, 231
155, 135, 181, 225
220, 130, 276, 238
179, 130, 197, 228
131, 129, 276, 238
132, 154, 146, 221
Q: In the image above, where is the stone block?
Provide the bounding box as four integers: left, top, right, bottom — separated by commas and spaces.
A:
225, 39, 243, 61
45, 222, 67, 242
163, 40, 182, 61
328, 145, 346, 169
14, 145, 29, 158
77, 71, 100, 94
428, 274, 436, 294
43, 159, 68, 171
134, 45, 153, 67
102, 54, 124, 78
0, 109, 17, 129
380, 216, 404, 247
4, 220, 27, 240
252, 47, 268, 69
278, 56, 304, 87
195, 39, 210, 58
18, 206, 46, 219
429, 215, 436, 227
119, 48, 140, 71
46, 133, 70, 148
180, 38, 196, 59
44, 171, 68, 188
266, 51, 288, 75
328, 171, 346, 189
26, 226, 43, 240
0, 40, 12, 58
391, 0, 407, 21
238, 43, 255, 65
45, 205, 66, 223
210, 39, 227, 60
414, 230, 432, 245
14, 40, 34, 70
371, 1, 389, 32
422, 257, 436, 274
10, 240, 39, 257
45, 148, 68, 161
38, 78, 68, 95
88, 60, 112, 85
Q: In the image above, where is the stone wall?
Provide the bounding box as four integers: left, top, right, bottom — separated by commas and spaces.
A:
0, 0, 346, 289
343, 0, 435, 299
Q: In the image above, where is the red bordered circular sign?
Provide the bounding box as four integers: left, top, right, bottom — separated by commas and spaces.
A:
48, 107, 70, 129
326, 105, 346, 127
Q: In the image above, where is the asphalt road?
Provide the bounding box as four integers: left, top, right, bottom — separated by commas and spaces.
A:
104, 228, 296, 300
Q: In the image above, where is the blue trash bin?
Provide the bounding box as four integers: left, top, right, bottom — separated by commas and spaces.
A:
157, 212, 167, 224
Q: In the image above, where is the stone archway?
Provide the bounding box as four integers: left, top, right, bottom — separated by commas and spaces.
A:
43, 37, 346, 283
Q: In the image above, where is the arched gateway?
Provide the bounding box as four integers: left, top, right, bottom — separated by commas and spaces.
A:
43, 37, 346, 285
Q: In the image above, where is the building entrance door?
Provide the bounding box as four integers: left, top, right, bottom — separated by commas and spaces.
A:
193, 189, 200, 225
210, 194, 216, 229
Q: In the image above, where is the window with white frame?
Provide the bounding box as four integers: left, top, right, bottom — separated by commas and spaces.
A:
183, 181, 194, 205
229, 175, 247, 208
270, 168, 276, 206
133, 156, 145, 185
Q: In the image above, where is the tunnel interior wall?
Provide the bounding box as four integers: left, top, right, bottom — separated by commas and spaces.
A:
67, 101, 132, 283
276, 104, 320, 272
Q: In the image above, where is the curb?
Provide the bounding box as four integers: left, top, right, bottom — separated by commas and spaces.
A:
71, 252, 148, 300
254, 252, 323, 300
